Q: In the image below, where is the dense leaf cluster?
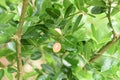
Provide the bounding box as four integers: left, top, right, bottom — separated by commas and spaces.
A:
0, 0, 120, 80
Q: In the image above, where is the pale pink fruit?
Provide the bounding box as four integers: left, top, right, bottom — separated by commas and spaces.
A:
53, 42, 61, 53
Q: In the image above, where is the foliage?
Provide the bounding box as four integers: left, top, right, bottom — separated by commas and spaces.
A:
0, 0, 120, 80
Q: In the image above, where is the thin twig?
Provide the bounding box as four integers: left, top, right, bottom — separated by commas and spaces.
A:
83, 35, 120, 69
89, 36, 120, 62
107, 0, 116, 37
88, 0, 117, 63
13, 0, 29, 80
83, 0, 119, 68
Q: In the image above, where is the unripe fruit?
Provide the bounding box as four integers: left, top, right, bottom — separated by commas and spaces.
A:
53, 42, 61, 53
54, 28, 62, 35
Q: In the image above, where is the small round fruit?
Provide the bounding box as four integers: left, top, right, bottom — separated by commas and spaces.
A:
53, 42, 61, 53
54, 28, 62, 35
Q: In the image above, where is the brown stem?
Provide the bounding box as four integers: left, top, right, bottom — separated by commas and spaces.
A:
89, 36, 120, 62
16, 40, 22, 80
83, 0, 118, 68
13, 0, 29, 80
16, 0, 29, 37
88, 0, 117, 63
82, 35, 120, 69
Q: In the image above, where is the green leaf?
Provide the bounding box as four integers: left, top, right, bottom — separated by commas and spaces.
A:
62, 35, 77, 52
35, 0, 52, 15
6, 1, 16, 11
91, 24, 97, 39
0, 69, 4, 80
62, 17, 72, 34
7, 67, 17, 73
0, 6, 5, 14
63, 0, 71, 9
46, 8, 60, 19
111, 7, 119, 16
0, 48, 14, 57
22, 27, 40, 39
6, 54, 16, 62
44, 19, 54, 27
0, 24, 16, 44
83, 40, 94, 60
51, 0, 58, 2
86, 0, 106, 7
0, 0, 7, 9
64, 4, 75, 18
93, 72, 104, 80
21, 39, 32, 45
74, 67, 92, 79
4, 68, 13, 80
64, 54, 79, 67
72, 14, 83, 32
52, 3, 62, 9
36, 74, 48, 80
0, 13, 14, 23
22, 24, 48, 39
41, 64, 55, 74
74, 0, 84, 10
91, 6, 106, 14
0, 34, 9, 44
73, 28, 87, 41
101, 58, 118, 72
6, 0, 19, 4
7, 41, 16, 52
23, 71, 38, 80
26, 16, 39, 23
53, 72, 67, 80
31, 51, 42, 60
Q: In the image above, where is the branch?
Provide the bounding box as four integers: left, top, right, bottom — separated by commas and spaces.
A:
16, 0, 29, 37
83, 0, 119, 69
13, 0, 29, 80
82, 34, 120, 69
107, 0, 116, 37
89, 35, 120, 62
88, 0, 118, 63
